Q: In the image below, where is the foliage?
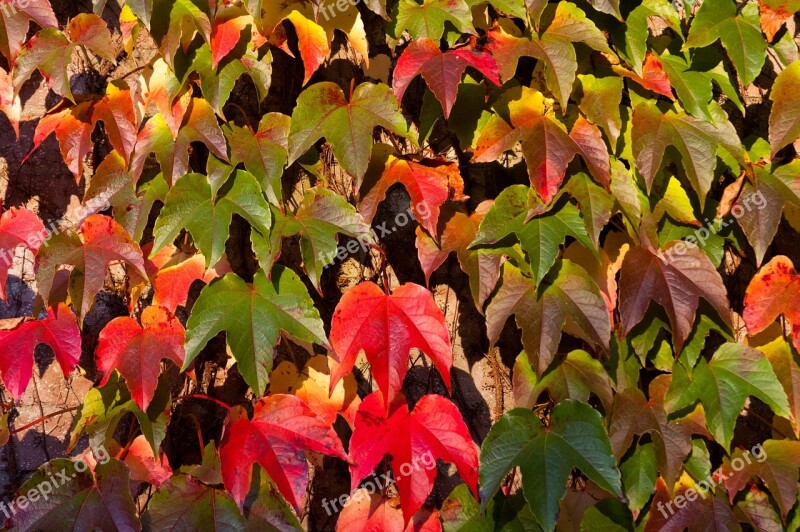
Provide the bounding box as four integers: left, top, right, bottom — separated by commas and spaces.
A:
0, 0, 799, 530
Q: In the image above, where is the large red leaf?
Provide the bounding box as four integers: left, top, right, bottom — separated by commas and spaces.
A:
359, 151, 466, 237
96, 305, 185, 411
349, 392, 478, 522
219, 394, 348, 510
744, 255, 800, 351
393, 38, 500, 119
0, 205, 45, 302
329, 282, 453, 412
0, 303, 81, 399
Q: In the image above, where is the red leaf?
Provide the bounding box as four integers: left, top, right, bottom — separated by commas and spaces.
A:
210, 14, 250, 68
329, 282, 453, 411
96, 306, 185, 411
360, 153, 466, 237
569, 115, 611, 188
27, 88, 137, 182
0, 303, 81, 399
744, 255, 800, 352
143, 244, 231, 313
219, 394, 347, 510
349, 392, 478, 522
614, 52, 674, 100
0, 205, 45, 302
123, 434, 173, 487
393, 39, 500, 118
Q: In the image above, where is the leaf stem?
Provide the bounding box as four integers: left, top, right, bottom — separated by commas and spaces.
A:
8, 406, 80, 435
174, 393, 232, 411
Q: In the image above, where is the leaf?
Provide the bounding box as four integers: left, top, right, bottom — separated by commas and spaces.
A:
152, 171, 271, 269
253, 188, 374, 291
0, 205, 44, 301
184, 267, 328, 395
415, 201, 503, 310
614, 52, 675, 100
143, 474, 245, 531
768, 59, 800, 158
479, 400, 621, 532
210, 5, 253, 68
224, 112, 289, 205
219, 394, 347, 510
96, 306, 185, 411
617, 0, 682, 74
665, 342, 790, 450
329, 281, 452, 411
644, 474, 740, 532
11, 458, 140, 532
609, 375, 708, 490
288, 81, 414, 179
578, 74, 623, 147
0, 0, 57, 61
513, 349, 614, 411
486, 261, 610, 376
759, 0, 800, 41
131, 97, 228, 185
758, 336, 800, 437
35, 215, 147, 323
0, 303, 80, 399
360, 149, 466, 237
744, 255, 800, 352
685, 0, 766, 85
12, 13, 115, 101
564, 171, 613, 246
631, 101, 745, 204
148, 0, 211, 67
70, 372, 171, 454
27, 86, 138, 182
336, 490, 442, 532
269, 355, 361, 427
123, 435, 173, 487
618, 242, 730, 353
721, 439, 800, 521
619, 443, 657, 517
395, 0, 473, 41
474, 86, 609, 203
349, 392, 478, 522
392, 39, 500, 119
487, 2, 612, 109
243, 467, 303, 531
0, 65, 20, 137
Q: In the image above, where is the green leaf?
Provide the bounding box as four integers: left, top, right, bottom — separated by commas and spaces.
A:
224, 112, 289, 205
149, 0, 211, 67
685, 0, 766, 85
184, 267, 328, 395
153, 171, 271, 268
69, 372, 171, 455
243, 468, 303, 531
192, 45, 272, 117
513, 349, 614, 411
486, 261, 610, 380
143, 474, 245, 530
288, 81, 414, 179
394, 0, 474, 41
666, 342, 791, 450
617, 0, 681, 73
578, 74, 624, 147
564, 172, 613, 248
479, 400, 622, 532
252, 188, 374, 291
619, 443, 657, 517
